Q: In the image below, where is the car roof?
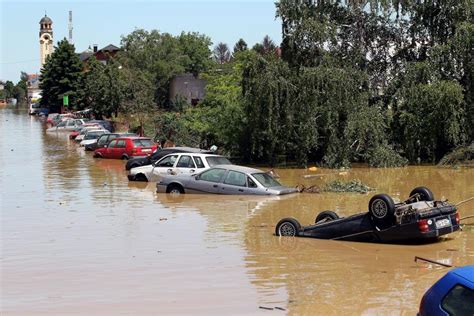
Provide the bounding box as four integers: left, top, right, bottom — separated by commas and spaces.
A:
162, 147, 213, 153
451, 266, 474, 284
163, 152, 224, 158
209, 164, 263, 174
115, 136, 151, 140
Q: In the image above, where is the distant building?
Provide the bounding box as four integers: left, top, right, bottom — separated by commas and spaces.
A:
0, 81, 5, 90
39, 14, 54, 68
27, 74, 41, 103
169, 74, 206, 106
79, 44, 121, 68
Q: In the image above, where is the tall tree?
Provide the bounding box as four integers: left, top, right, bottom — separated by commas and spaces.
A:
233, 38, 248, 54
39, 39, 83, 112
213, 42, 231, 64
120, 68, 155, 135
79, 57, 124, 118
177, 31, 213, 76
120, 29, 186, 107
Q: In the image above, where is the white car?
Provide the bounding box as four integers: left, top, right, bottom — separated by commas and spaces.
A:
75, 126, 104, 142
46, 119, 86, 132
128, 153, 232, 182
79, 130, 110, 147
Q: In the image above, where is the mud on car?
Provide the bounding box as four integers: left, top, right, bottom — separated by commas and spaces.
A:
275, 187, 460, 243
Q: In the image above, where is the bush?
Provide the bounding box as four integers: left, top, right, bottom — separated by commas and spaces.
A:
366, 145, 408, 168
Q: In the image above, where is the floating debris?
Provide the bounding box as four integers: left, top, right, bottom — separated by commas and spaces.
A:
259, 306, 274, 310
296, 184, 320, 193
323, 179, 374, 193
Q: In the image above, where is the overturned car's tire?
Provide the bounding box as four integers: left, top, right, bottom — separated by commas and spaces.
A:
409, 186, 434, 201
369, 194, 395, 225
315, 210, 339, 224
275, 218, 301, 237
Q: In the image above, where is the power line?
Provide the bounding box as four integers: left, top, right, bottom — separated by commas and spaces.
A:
1, 59, 40, 65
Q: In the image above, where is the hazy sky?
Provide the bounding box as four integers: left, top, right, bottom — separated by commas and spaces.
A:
0, 0, 281, 82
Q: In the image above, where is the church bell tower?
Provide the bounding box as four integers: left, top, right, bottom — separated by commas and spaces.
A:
39, 14, 53, 68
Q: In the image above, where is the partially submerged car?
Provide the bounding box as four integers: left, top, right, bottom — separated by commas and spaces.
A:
79, 130, 110, 147
125, 147, 214, 171
46, 119, 86, 132
419, 265, 474, 316
275, 187, 460, 243
84, 132, 136, 151
128, 152, 230, 182
156, 165, 298, 195
93, 136, 157, 160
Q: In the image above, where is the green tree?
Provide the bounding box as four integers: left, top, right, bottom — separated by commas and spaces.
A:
120, 68, 155, 135
78, 57, 125, 118
4, 81, 15, 99
178, 31, 213, 76
213, 42, 231, 64
120, 29, 187, 108
233, 38, 248, 54
39, 39, 83, 112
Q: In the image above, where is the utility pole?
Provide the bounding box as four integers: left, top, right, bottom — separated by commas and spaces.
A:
68, 10, 73, 44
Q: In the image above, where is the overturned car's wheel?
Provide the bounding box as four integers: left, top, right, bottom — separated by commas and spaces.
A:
315, 210, 339, 224
369, 194, 395, 225
275, 218, 301, 237
409, 186, 434, 201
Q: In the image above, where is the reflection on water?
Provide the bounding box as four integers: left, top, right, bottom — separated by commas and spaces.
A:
1, 109, 473, 315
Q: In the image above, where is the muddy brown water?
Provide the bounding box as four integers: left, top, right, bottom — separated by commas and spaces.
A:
1, 108, 473, 315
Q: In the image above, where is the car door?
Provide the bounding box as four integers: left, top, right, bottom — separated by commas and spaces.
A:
189, 168, 227, 193
106, 139, 118, 158
219, 170, 248, 195
66, 119, 76, 130
56, 121, 66, 130
175, 155, 197, 175
151, 154, 179, 179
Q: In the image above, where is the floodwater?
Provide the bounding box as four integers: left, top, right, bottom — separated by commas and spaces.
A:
1, 108, 473, 315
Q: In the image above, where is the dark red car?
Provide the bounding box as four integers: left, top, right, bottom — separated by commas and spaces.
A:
93, 137, 157, 160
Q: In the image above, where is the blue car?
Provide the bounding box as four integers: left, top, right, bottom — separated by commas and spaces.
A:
419, 265, 474, 316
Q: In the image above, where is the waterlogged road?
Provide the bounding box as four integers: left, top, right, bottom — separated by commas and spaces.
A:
1, 109, 474, 315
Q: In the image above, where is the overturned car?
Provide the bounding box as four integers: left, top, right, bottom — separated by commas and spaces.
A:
275, 187, 460, 243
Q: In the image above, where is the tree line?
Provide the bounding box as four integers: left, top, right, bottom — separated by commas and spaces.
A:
39, 0, 473, 167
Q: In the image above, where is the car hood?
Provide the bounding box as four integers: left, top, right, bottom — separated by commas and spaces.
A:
130, 164, 154, 175
265, 186, 298, 195
81, 139, 98, 145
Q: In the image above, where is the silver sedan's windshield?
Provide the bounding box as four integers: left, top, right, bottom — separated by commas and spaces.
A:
252, 173, 281, 187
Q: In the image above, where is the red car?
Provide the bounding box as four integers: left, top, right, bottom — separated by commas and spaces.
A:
93, 137, 157, 160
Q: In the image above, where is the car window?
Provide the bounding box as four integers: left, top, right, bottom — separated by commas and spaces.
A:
224, 170, 247, 187
252, 173, 282, 188
57, 121, 66, 127
156, 155, 178, 167
442, 285, 474, 315
84, 132, 103, 140
205, 156, 231, 167
108, 140, 117, 148
248, 177, 258, 188
97, 135, 108, 146
133, 139, 153, 147
116, 140, 126, 148
198, 168, 226, 183
193, 156, 205, 168
66, 120, 75, 126
177, 155, 196, 168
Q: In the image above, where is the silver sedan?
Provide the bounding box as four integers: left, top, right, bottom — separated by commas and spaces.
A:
156, 165, 298, 196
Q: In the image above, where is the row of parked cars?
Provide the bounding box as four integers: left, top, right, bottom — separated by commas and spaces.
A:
43, 116, 473, 315
46, 116, 298, 196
